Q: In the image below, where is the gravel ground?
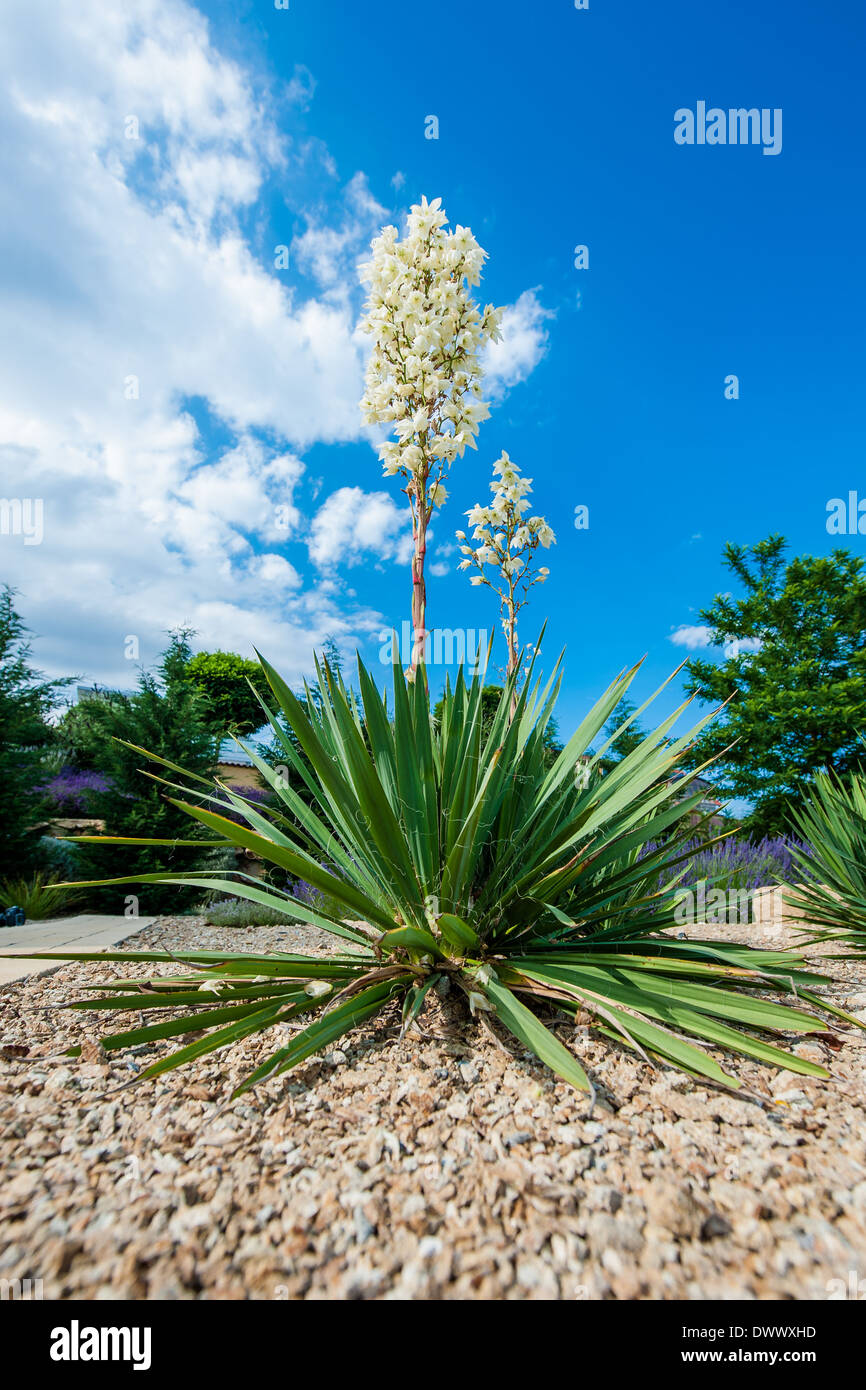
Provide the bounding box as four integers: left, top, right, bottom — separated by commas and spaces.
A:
1, 914, 865, 1301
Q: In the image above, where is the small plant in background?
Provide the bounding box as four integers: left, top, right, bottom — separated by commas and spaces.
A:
204, 898, 299, 928
36, 835, 83, 880
644, 835, 813, 896
360, 196, 502, 678
0, 872, 80, 921
203, 875, 332, 927
201, 872, 347, 928
213, 783, 274, 825
457, 451, 555, 694
34, 745, 74, 779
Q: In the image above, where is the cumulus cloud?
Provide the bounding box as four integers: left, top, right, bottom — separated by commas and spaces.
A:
669, 624, 714, 650
170, 439, 305, 558
669, 625, 763, 658
0, 3, 555, 688
250, 554, 302, 590
308, 487, 412, 569
723, 637, 763, 659
482, 288, 553, 398
292, 172, 388, 293
285, 64, 316, 111
0, 0, 378, 684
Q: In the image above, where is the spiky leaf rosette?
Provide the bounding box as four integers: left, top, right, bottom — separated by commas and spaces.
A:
9, 648, 859, 1100
787, 769, 866, 956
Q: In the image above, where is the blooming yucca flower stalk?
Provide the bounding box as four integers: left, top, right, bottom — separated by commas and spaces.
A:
359, 196, 502, 679
458, 452, 555, 703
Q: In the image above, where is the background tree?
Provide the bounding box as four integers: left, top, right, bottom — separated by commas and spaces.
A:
57, 689, 127, 771
684, 535, 866, 836
185, 649, 272, 737
74, 633, 222, 912
598, 695, 648, 771
0, 587, 69, 877
303, 638, 346, 716
256, 638, 345, 750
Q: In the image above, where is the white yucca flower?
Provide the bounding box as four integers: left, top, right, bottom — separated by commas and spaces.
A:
457, 451, 556, 692
359, 196, 502, 677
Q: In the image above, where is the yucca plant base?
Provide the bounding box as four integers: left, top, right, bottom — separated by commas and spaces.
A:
6, 650, 860, 1104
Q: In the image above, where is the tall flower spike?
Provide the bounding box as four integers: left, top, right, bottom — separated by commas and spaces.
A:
458, 452, 555, 707
360, 197, 502, 679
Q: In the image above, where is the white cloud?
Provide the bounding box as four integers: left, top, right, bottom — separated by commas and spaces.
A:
285, 64, 316, 111
669, 624, 714, 650
292, 172, 387, 293
723, 637, 763, 659
0, 4, 554, 689
248, 554, 302, 591
308, 487, 413, 569
482, 288, 553, 398
669, 625, 763, 658
169, 438, 305, 558
0, 0, 382, 685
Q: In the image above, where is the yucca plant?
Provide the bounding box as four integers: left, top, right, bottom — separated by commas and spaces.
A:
786, 770, 866, 954
6, 648, 859, 1101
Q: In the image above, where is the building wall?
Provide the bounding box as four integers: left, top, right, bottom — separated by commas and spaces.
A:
216, 763, 265, 791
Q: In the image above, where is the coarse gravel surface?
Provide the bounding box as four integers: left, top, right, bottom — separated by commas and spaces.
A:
1, 914, 865, 1301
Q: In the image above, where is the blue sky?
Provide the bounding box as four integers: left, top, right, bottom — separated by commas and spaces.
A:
1, 0, 864, 741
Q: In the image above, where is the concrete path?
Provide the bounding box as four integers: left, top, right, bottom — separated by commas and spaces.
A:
0, 915, 155, 985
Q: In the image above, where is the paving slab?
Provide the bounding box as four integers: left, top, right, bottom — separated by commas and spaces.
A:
0, 915, 154, 985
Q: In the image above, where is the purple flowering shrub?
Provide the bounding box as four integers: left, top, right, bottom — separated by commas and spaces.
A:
37, 768, 111, 817
685, 835, 810, 893
639, 834, 814, 922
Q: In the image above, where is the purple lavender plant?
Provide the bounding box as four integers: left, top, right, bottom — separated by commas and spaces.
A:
37, 769, 110, 817
290, 878, 324, 907
640, 834, 814, 921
